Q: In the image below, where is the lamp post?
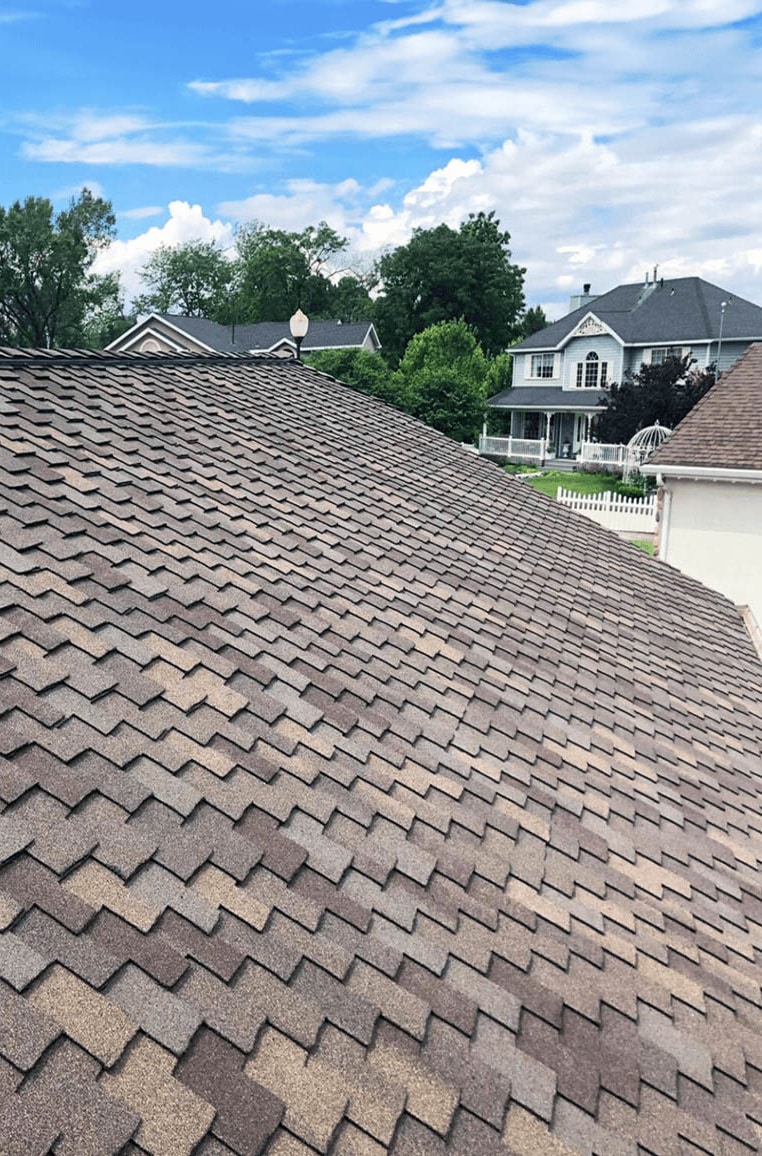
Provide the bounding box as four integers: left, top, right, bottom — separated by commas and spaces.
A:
716, 300, 729, 379
289, 309, 309, 361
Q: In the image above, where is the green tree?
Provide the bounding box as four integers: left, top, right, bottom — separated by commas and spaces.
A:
326, 275, 374, 322
0, 188, 121, 347
307, 348, 405, 408
81, 272, 134, 348
374, 212, 525, 366
133, 240, 234, 318
396, 319, 488, 442
235, 221, 348, 322
517, 305, 548, 339
486, 351, 514, 395
595, 354, 715, 443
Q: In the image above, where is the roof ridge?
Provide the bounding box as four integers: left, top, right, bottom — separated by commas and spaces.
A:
0, 347, 294, 367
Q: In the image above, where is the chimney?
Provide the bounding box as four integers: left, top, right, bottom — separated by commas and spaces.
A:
568, 284, 598, 313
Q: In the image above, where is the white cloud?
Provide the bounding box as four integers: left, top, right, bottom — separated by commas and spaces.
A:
118, 205, 164, 221
51, 180, 105, 203
352, 117, 762, 314
18, 109, 229, 169
66, 0, 762, 325
93, 201, 235, 306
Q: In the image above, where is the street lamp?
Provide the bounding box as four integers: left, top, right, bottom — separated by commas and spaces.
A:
716, 299, 730, 379
289, 309, 309, 362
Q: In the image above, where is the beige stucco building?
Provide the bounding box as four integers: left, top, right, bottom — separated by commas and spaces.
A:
645, 344, 762, 629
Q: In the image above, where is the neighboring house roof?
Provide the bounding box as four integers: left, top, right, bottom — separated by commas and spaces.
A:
110, 313, 380, 354
514, 276, 762, 351
1, 347, 761, 1154
487, 384, 607, 410
648, 341, 762, 473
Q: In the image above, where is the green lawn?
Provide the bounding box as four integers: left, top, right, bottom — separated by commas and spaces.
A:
516, 469, 617, 498
631, 540, 655, 555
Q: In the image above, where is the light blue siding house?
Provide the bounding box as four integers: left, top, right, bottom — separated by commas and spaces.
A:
488, 276, 762, 460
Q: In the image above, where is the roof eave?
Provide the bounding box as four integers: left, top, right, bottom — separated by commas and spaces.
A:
644, 463, 762, 483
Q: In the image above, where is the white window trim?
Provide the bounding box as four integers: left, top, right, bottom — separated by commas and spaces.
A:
525, 352, 559, 380
646, 345, 691, 365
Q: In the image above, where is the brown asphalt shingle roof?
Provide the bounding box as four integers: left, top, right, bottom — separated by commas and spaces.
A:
0, 347, 761, 1154
649, 341, 762, 472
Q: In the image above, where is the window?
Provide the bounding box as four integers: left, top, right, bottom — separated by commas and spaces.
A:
576, 351, 608, 389
650, 346, 681, 365
530, 353, 555, 379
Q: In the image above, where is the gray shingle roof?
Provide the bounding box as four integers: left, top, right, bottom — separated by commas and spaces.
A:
158, 314, 377, 353
0, 347, 761, 1154
487, 385, 607, 409
515, 277, 762, 350
649, 341, 762, 471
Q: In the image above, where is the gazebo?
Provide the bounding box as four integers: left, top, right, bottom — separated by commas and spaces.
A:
623, 421, 672, 483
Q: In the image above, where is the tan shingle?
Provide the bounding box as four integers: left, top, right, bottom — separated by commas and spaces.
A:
650, 341, 762, 470
0, 348, 760, 1154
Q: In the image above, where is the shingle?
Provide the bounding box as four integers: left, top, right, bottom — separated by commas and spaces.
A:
0, 347, 760, 1156
99, 1034, 215, 1156
174, 1026, 284, 1155
244, 1027, 349, 1152
106, 963, 201, 1055
650, 342, 762, 471
0, 930, 48, 990
0, 1037, 140, 1155
0, 977, 60, 1069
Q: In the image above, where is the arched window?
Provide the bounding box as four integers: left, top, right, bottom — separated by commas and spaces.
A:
576, 351, 608, 389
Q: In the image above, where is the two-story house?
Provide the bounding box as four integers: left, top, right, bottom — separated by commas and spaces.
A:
488, 275, 762, 459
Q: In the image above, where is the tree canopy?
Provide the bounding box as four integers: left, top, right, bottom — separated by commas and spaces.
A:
306, 348, 405, 409
132, 222, 374, 326
595, 354, 715, 444
396, 319, 488, 442
133, 240, 234, 318
233, 221, 352, 323
373, 212, 526, 365
0, 189, 121, 347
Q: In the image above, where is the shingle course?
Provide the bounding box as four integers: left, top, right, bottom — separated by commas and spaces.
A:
649, 341, 762, 471
0, 348, 760, 1153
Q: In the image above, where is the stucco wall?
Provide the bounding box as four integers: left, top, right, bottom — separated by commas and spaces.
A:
661, 478, 762, 621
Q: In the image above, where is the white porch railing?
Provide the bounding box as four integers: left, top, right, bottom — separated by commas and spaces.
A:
557, 486, 657, 533
479, 435, 549, 462
577, 441, 627, 468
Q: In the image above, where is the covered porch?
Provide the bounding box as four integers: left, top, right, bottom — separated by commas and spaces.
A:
482, 384, 608, 466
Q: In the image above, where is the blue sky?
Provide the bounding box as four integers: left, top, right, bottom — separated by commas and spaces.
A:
2, 0, 762, 317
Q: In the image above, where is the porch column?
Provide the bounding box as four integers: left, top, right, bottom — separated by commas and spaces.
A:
544, 412, 553, 461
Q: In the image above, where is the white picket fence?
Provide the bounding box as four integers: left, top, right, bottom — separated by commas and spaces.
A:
556, 486, 657, 533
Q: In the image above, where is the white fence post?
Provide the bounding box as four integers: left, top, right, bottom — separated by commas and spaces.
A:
555, 486, 657, 533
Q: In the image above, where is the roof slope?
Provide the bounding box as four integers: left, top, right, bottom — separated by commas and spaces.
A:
515, 277, 762, 351
157, 314, 375, 353
649, 342, 762, 472
487, 385, 607, 410
0, 349, 761, 1155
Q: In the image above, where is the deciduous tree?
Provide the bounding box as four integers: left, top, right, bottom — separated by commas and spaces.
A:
307, 348, 405, 408
595, 354, 715, 443
373, 212, 525, 365
234, 221, 348, 322
0, 188, 121, 347
396, 319, 488, 442
133, 240, 234, 318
